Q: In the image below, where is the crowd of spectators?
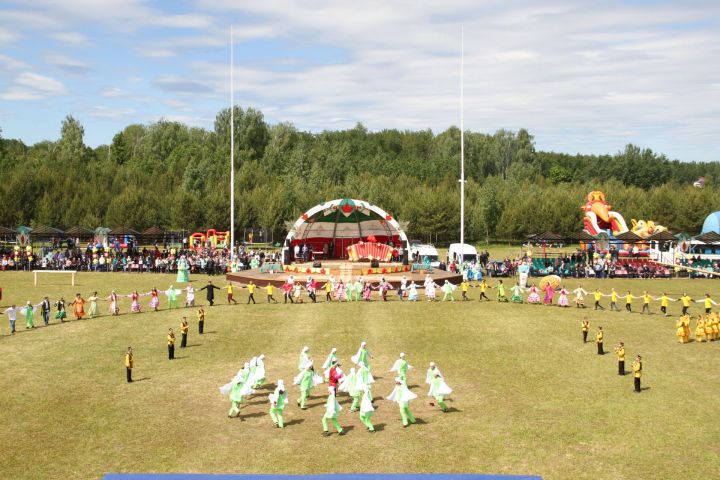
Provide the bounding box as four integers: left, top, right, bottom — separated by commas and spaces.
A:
0, 243, 281, 275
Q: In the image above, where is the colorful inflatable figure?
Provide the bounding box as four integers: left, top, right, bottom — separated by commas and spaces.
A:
630, 219, 667, 239
581, 191, 629, 236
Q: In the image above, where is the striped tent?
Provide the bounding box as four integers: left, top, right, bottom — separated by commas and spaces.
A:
285, 198, 409, 259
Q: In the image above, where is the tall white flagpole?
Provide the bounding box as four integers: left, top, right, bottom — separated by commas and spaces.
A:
460, 25, 465, 262
230, 25, 235, 262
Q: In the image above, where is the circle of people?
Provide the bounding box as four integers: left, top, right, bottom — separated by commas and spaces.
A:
218, 343, 453, 434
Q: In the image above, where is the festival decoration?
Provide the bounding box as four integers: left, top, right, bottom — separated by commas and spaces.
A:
581, 191, 629, 236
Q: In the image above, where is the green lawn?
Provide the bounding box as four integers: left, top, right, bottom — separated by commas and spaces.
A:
1, 272, 719, 480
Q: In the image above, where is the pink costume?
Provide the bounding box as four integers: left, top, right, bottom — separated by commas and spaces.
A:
362, 283, 372, 301
543, 284, 554, 305
130, 292, 141, 313
527, 286, 540, 304
149, 289, 159, 310
558, 288, 569, 307
109, 292, 119, 315
335, 281, 346, 301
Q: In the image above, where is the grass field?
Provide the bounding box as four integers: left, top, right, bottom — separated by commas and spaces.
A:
1, 271, 719, 480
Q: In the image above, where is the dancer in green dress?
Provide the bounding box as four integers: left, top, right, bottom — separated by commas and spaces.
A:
322, 387, 344, 436
351, 341, 372, 371
387, 376, 417, 427
359, 385, 375, 432
441, 280, 456, 301
321, 347, 337, 378
294, 363, 322, 409
353, 278, 362, 302
428, 369, 453, 412
510, 283, 525, 303
356, 360, 375, 400
268, 380, 288, 428
496, 280, 509, 302
390, 352, 412, 383
338, 367, 365, 412
228, 379, 248, 417
298, 346, 310, 372
166, 286, 180, 309
250, 354, 266, 389
21, 301, 37, 329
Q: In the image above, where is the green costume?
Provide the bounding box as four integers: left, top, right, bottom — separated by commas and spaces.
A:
388, 380, 417, 426
166, 287, 179, 309
359, 388, 375, 431
298, 348, 310, 372
322, 390, 343, 434
351, 343, 371, 371
441, 281, 456, 301
356, 361, 374, 399
496, 283, 508, 302
391, 356, 410, 383
228, 381, 245, 417
510, 285, 524, 303
296, 368, 314, 409
250, 355, 266, 388
339, 368, 365, 412
429, 374, 452, 412
22, 304, 35, 329
353, 280, 362, 302
269, 382, 287, 428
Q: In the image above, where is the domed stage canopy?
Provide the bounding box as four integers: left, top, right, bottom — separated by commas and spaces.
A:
285, 198, 409, 260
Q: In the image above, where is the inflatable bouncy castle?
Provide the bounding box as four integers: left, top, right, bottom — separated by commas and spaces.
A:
582, 191, 629, 236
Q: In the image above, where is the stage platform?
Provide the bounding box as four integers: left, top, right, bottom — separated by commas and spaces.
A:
226, 260, 463, 288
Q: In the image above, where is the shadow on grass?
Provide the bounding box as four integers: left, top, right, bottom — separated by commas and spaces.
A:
240, 411, 265, 420
373, 423, 386, 432
284, 418, 305, 426
413, 418, 427, 425
184, 344, 201, 348
170, 356, 186, 360
132, 377, 151, 382
640, 386, 651, 391
444, 407, 462, 413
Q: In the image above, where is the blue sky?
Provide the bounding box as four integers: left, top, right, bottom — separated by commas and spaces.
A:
1, 0, 719, 161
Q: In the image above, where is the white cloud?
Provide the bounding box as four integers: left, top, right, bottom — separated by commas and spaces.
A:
0, 72, 66, 101
0, 54, 27, 70
2, 1, 720, 159
182, 0, 720, 160
50, 32, 90, 46
19, 0, 213, 31
0, 26, 20, 43
99, 87, 130, 98
45, 53, 91, 74
88, 106, 135, 118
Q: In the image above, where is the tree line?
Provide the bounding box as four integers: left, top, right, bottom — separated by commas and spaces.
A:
0, 108, 718, 243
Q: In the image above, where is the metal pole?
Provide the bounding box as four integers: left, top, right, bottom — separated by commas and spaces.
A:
460, 25, 465, 263
229, 26, 235, 262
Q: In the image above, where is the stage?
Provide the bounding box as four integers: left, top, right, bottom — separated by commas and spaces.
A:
225, 260, 463, 288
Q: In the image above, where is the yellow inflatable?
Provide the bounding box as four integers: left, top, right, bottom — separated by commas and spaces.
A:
630, 219, 667, 238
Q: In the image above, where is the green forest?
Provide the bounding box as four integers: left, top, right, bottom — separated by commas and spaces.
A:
1, 107, 718, 242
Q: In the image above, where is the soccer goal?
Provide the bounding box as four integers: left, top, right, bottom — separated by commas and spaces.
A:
33, 270, 77, 287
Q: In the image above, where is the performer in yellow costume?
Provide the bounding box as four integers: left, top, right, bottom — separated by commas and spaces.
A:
675, 317, 686, 343
695, 316, 706, 343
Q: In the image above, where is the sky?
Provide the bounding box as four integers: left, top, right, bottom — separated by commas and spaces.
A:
1, 0, 719, 161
